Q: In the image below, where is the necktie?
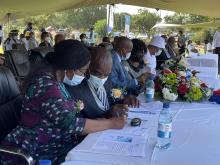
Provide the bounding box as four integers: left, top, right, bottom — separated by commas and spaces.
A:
97, 86, 109, 110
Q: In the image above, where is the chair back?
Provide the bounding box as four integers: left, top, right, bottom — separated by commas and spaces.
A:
0, 67, 22, 142
4, 50, 30, 80
31, 46, 54, 58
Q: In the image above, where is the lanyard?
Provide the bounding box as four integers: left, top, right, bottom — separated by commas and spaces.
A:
59, 83, 71, 99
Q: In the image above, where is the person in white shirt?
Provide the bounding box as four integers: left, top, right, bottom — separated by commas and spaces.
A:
29, 32, 39, 49
204, 39, 213, 54
4, 30, 21, 51
24, 31, 39, 50
19, 33, 28, 50
187, 40, 198, 56
143, 36, 165, 73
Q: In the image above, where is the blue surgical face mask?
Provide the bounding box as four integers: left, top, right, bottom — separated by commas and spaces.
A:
89, 75, 108, 88
63, 73, 85, 86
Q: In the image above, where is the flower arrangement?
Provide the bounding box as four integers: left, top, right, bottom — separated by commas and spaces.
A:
75, 100, 84, 113
155, 57, 212, 102
111, 88, 126, 101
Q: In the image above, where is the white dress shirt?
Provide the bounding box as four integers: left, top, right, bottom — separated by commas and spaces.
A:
26, 38, 39, 50
204, 43, 212, 53
213, 31, 220, 48
143, 49, 156, 73
4, 38, 20, 51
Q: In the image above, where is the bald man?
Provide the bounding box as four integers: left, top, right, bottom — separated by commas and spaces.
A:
110, 36, 149, 94
65, 47, 139, 119
54, 34, 65, 45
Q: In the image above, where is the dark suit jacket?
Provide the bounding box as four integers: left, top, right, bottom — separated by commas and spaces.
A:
65, 79, 114, 119
110, 50, 137, 90
156, 49, 170, 69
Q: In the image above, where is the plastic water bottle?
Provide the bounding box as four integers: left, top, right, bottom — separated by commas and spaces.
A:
156, 102, 172, 149
145, 77, 155, 102
39, 160, 51, 165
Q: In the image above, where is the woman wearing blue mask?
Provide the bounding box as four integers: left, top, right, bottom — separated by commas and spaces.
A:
1, 40, 126, 165
66, 47, 139, 119
63, 63, 89, 86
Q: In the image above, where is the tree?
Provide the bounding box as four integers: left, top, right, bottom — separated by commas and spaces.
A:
12, 5, 107, 31
164, 13, 214, 24
94, 19, 107, 37
63, 6, 107, 30
164, 13, 188, 24
132, 10, 161, 33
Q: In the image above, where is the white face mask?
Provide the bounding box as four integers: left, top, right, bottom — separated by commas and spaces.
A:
89, 75, 108, 88
63, 74, 85, 86
155, 49, 162, 56
122, 52, 131, 61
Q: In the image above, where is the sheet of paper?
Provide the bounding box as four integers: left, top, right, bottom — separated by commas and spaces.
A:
92, 132, 147, 157
102, 123, 148, 136
128, 111, 159, 121
129, 101, 163, 112
62, 161, 112, 165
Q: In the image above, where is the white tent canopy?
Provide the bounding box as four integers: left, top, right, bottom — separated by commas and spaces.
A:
1, 0, 220, 21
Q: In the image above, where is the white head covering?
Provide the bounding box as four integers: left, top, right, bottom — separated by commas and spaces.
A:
149, 36, 165, 49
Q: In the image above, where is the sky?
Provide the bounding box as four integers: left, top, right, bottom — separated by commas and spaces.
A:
114, 4, 175, 22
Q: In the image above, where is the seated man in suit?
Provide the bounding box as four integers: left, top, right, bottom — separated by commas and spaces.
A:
110, 36, 149, 94
65, 47, 139, 119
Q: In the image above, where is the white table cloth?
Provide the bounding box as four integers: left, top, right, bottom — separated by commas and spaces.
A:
64, 102, 220, 165
197, 76, 220, 90
187, 53, 218, 68
187, 54, 220, 88
187, 54, 219, 79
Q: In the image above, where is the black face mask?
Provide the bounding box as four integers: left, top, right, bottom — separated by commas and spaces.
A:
128, 52, 145, 72
128, 59, 144, 72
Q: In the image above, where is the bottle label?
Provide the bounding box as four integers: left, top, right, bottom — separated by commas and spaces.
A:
146, 88, 155, 100
158, 123, 172, 138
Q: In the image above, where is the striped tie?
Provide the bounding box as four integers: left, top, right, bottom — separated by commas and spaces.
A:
97, 87, 109, 111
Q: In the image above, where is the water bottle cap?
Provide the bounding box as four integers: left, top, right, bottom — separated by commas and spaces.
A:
39, 160, 51, 165
163, 102, 170, 108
